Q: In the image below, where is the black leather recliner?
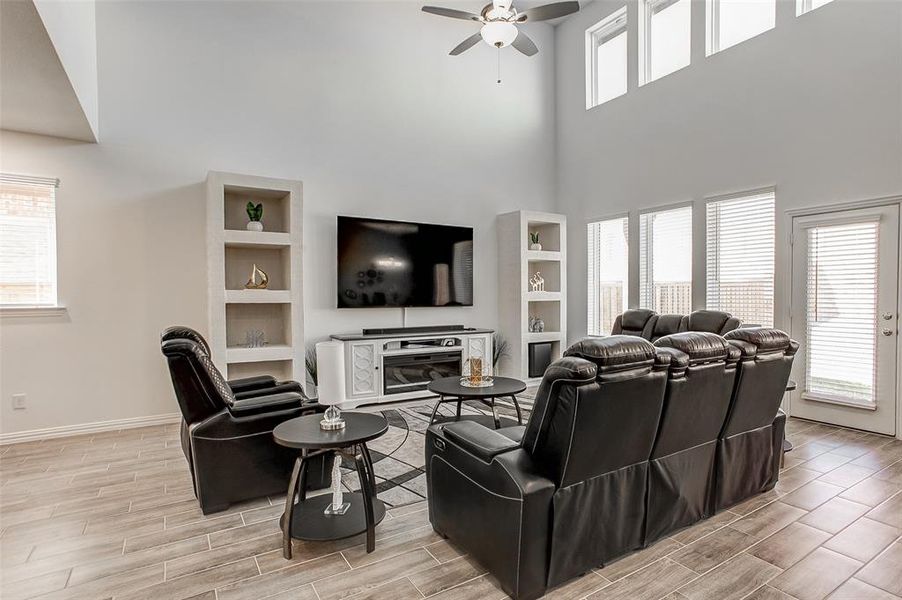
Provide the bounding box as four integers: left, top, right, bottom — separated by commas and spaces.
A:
645, 332, 739, 544
426, 336, 670, 600
610, 309, 658, 338
161, 327, 328, 514
714, 328, 798, 511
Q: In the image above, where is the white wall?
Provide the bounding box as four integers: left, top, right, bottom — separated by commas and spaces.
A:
0, 1, 556, 435
32, 0, 99, 139
555, 0, 902, 341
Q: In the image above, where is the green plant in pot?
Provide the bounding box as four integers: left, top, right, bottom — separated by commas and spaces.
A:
246, 202, 264, 232
529, 231, 542, 251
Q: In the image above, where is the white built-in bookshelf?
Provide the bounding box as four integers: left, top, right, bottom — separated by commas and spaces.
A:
206, 171, 304, 388
497, 210, 567, 385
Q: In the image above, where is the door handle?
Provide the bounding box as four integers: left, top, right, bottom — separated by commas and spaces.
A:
882, 328, 894, 336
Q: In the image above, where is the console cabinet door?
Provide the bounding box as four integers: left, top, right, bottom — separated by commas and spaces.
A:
347, 341, 379, 398
463, 333, 494, 376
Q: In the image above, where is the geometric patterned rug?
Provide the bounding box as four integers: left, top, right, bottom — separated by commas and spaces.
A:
337, 390, 536, 508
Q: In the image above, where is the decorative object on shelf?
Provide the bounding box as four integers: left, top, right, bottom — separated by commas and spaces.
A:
244, 329, 266, 348
316, 341, 347, 431
246, 202, 264, 232
492, 332, 510, 369
529, 231, 542, 251
529, 272, 545, 292
245, 264, 269, 289
528, 316, 545, 333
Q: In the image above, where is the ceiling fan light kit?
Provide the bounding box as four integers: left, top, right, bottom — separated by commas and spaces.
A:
481, 21, 518, 48
422, 1, 580, 57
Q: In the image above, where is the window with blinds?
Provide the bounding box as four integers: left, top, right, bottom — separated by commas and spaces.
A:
706, 191, 775, 326
639, 205, 692, 314
588, 216, 629, 336
805, 220, 879, 406
0, 174, 59, 306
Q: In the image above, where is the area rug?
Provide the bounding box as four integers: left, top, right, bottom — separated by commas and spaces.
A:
337, 392, 535, 508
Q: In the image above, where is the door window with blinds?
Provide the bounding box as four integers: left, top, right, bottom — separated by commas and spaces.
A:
587, 216, 629, 335
639, 205, 692, 314
804, 219, 879, 406
706, 191, 775, 326
0, 174, 59, 306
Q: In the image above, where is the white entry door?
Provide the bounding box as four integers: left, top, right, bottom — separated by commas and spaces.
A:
789, 204, 900, 436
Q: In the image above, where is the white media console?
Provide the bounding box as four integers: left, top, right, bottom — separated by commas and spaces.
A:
324, 327, 493, 408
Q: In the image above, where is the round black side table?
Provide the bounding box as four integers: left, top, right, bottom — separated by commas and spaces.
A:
273, 412, 388, 558
426, 376, 527, 429
783, 380, 797, 453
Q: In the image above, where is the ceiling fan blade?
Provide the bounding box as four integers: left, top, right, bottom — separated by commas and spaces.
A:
422, 6, 482, 21
516, 1, 580, 22
511, 30, 539, 56
450, 32, 484, 55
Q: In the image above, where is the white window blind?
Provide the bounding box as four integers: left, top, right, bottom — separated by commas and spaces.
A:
797, 0, 833, 16
706, 191, 775, 326
588, 216, 629, 336
639, 205, 692, 314
805, 220, 879, 406
0, 174, 59, 306
586, 8, 628, 109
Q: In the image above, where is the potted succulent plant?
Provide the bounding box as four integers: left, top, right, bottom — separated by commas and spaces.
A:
529, 231, 542, 251
246, 202, 264, 232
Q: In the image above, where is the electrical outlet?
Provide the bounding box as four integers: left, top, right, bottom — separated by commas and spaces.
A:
12, 393, 26, 410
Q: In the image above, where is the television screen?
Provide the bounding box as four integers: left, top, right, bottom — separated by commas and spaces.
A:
337, 216, 473, 308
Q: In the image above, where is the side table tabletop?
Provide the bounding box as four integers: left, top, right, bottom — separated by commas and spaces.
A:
273, 412, 388, 558
426, 376, 527, 429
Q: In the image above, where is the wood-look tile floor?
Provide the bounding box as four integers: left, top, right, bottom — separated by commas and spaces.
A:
2, 418, 901, 600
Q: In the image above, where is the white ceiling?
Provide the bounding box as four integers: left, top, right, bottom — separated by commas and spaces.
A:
0, 0, 97, 142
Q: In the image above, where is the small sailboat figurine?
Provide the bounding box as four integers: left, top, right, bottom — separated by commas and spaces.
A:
245, 264, 269, 289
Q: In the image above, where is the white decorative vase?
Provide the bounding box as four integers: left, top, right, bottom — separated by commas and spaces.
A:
530, 243, 542, 251
246, 221, 263, 232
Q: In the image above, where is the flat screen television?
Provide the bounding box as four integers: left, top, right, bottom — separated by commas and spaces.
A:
337, 216, 473, 308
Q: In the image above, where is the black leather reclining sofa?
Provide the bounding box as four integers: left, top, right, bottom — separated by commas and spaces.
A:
611, 308, 742, 340
161, 326, 328, 514
425, 327, 797, 600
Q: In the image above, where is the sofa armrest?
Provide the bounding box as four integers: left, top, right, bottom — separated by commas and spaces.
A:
443, 421, 520, 462
228, 375, 278, 394
228, 391, 304, 417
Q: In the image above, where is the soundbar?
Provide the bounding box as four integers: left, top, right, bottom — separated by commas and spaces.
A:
361, 324, 472, 336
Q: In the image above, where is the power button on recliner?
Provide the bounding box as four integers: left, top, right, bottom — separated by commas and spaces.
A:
434, 438, 446, 451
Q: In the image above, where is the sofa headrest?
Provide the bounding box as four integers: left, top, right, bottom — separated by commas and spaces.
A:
654, 331, 730, 363
543, 356, 598, 383
161, 326, 210, 356
651, 314, 683, 340
621, 309, 656, 330
724, 327, 796, 357
682, 310, 739, 334
564, 335, 665, 374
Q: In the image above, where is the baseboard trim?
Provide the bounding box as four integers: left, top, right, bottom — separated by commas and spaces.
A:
0, 413, 182, 445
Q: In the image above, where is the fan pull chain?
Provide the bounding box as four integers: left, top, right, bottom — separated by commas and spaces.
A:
497, 47, 502, 84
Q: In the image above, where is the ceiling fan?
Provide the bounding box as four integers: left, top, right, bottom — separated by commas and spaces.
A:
422, 0, 580, 57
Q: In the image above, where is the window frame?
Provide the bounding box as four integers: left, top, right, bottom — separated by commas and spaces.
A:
704, 187, 776, 327
639, 0, 691, 86
797, 0, 834, 16
587, 213, 630, 336
706, 0, 776, 56
638, 201, 694, 314
0, 172, 63, 316
585, 7, 628, 110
